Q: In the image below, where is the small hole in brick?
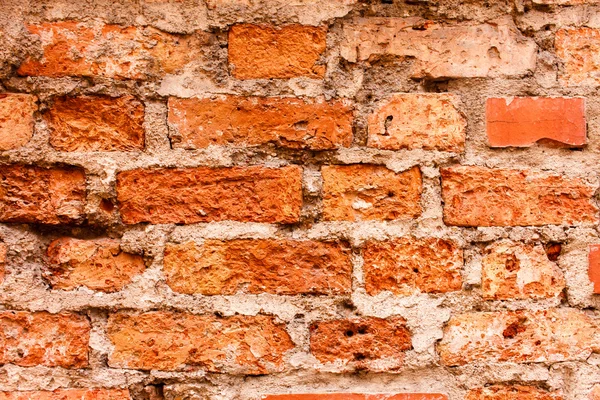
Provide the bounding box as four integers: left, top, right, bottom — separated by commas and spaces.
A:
354, 353, 366, 360
413, 268, 419, 273
357, 326, 367, 334
545, 242, 562, 261
388, 191, 395, 197
345, 330, 355, 337
100, 199, 115, 213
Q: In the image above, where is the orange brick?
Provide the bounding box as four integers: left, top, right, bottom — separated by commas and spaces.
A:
441, 166, 597, 227
322, 165, 422, 221
466, 386, 562, 400
0, 94, 37, 150
116, 166, 302, 224
367, 94, 466, 152
486, 98, 586, 147
590, 385, 600, 400
0, 311, 89, 368
163, 240, 352, 295
340, 19, 536, 79
228, 24, 326, 79
556, 28, 600, 86
589, 245, 600, 294
107, 312, 293, 373
310, 317, 412, 371
263, 395, 447, 400
0, 389, 131, 400
438, 309, 598, 366
0, 165, 86, 224
45, 96, 145, 152
18, 22, 208, 79
46, 238, 145, 292
168, 96, 353, 150
482, 241, 565, 300
363, 238, 463, 295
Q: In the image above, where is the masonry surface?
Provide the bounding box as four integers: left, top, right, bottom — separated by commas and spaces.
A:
2, 0, 600, 399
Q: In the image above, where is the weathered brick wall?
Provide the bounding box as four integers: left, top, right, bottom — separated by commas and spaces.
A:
2, 0, 600, 399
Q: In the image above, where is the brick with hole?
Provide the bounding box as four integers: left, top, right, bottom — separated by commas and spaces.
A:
486, 97, 586, 147
310, 317, 412, 371
45, 96, 145, 152
18, 21, 209, 79
556, 28, 600, 86
0, 311, 90, 368
107, 312, 294, 373
228, 24, 326, 79
163, 239, 352, 295
0, 389, 131, 400
116, 166, 302, 224
466, 385, 562, 400
0, 165, 86, 224
0, 93, 37, 151
45, 238, 145, 293
482, 241, 565, 300
363, 238, 463, 295
367, 93, 466, 152
322, 165, 422, 221
438, 309, 599, 366
340, 18, 536, 79
0, 243, 5, 283
441, 166, 597, 227
168, 96, 353, 150
263, 395, 447, 400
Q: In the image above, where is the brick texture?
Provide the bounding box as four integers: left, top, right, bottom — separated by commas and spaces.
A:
589, 245, 600, 294
0, 94, 37, 150
441, 166, 597, 227
466, 386, 562, 400
163, 240, 352, 295
0, 243, 6, 284
45, 238, 145, 292
322, 165, 422, 221
340, 19, 536, 78
556, 28, 600, 86
168, 96, 353, 150
116, 166, 302, 224
263, 395, 447, 400
481, 241, 565, 300
107, 312, 293, 373
45, 96, 145, 152
310, 317, 412, 371
363, 238, 463, 295
438, 309, 599, 366
367, 93, 466, 152
0, 389, 131, 400
228, 24, 327, 79
18, 22, 209, 79
0, 165, 86, 224
0, 311, 89, 368
486, 97, 586, 147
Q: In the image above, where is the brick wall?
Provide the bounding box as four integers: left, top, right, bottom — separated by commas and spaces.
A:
1, 0, 600, 399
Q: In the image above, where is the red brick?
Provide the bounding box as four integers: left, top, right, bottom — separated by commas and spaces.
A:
0, 311, 89, 368
590, 385, 600, 400
0, 94, 37, 150
438, 309, 599, 366
263, 395, 447, 400
556, 28, 600, 86
310, 316, 412, 371
228, 24, 326, 79
466, 385, 562, 400
482, 241, 565, 300
441, 166, 597, 227
45, 96, 145, 152
0, 389, 131, 400
18, 22, 208, 79
486, 98, 586, 147
322, 165, 422, 221
535, 0, 598, 3
107, 312, 294, 373
168, 96, 353, 150
367, 94, 466, 152
46, 238, 145, 292
589, 245, 600, 294
340, 19, 536, 79
0, 165, 86, 224
163, 240, 352, 295
116, 166, 302, 224
363, 238, 463, 295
